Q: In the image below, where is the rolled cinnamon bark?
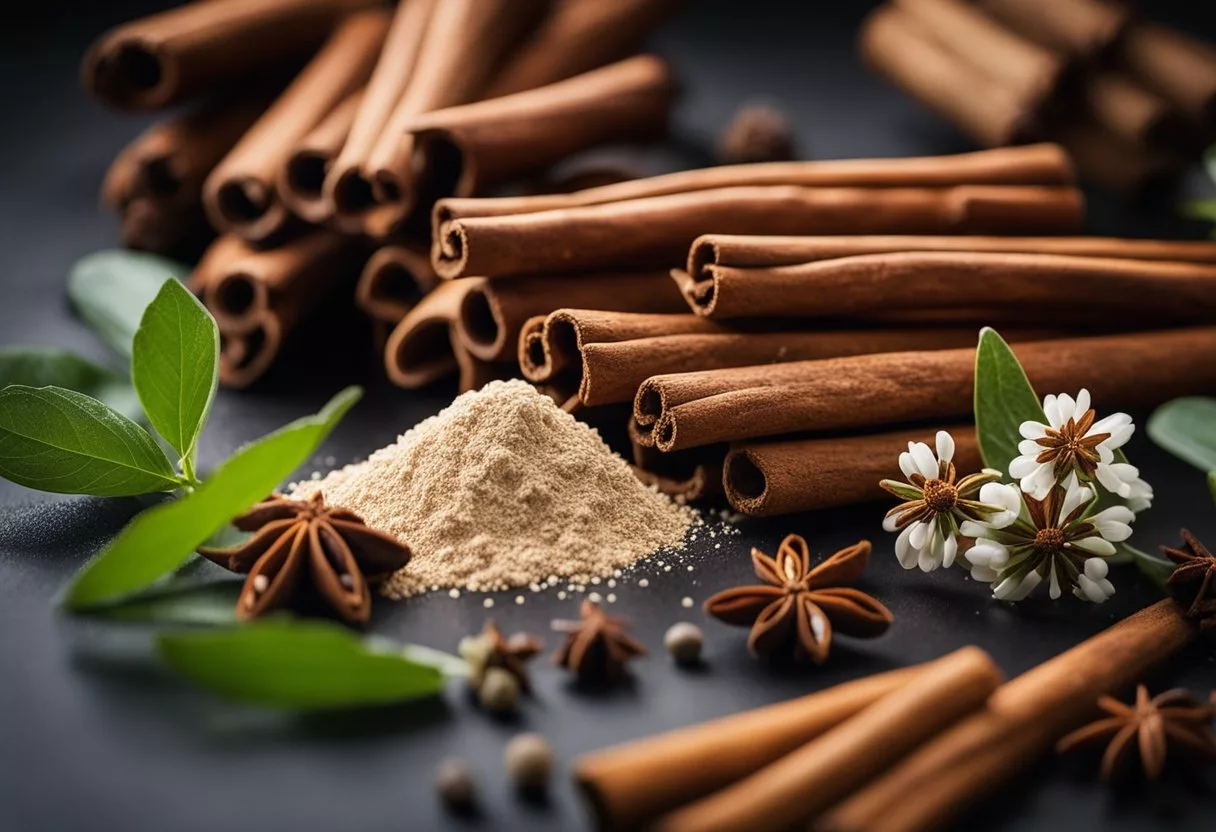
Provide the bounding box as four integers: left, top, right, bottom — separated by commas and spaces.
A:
686, 234, 1216, 281
114, 197, 211, 259
1116, 21, 1216, 126
384, 278, 484, 388
724, 426, 979, 517
573, 663, 926, 832
404, 55, 675, 208
81, 0, 378, 110
362, 0, 549, 238
858, 4, 1038, 147
279, 90, 362, 224
432, 143, 1075, 236
678, 250, 1216, 321
219, 313, 281, 389
1051, 119, 1182, 198
893, 0, 1065, 108
521, 310, 1015, 410
654, 647, 1003, 832
203, 229, 366, 334
636, 327, 1216, 452
324, 0, 437, 233
819, 600, 1198, 832
434, 184, 1083, 279
1081, 72, 1186, 148
456, 272, 688, 363
203, 9, 390, 242
188, 234, 255, 296
631, 441, 726, 502
355, 244, 438, 324
451, 330, 515, 393
975, 0, 1128, 57
486, 0, 681, 98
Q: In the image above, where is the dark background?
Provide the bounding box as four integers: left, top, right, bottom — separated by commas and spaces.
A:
3, 2, 1216, 830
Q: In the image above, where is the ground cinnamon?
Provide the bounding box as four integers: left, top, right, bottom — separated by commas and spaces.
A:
634, 327, 1216, 452
355, 244, 438, 325
724, 427, 978, 517
81, 0, 377, 110
384, 278, 484, 388
819, 600, 1198, 832
202, 9, 389, 242
573, 664, 926, 832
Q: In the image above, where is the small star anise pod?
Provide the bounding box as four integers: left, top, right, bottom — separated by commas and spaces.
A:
459, 620, 544, 693
704, 534, 892, 663
716, 103, 797, 164
1162, 529, 1216, 630
198, 492, 411, 626
552, 599, 646, 684
1057, 685, 1216, 780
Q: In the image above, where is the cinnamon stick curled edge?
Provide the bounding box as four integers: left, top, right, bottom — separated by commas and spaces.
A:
279, 89, 362, 224
81, 0, 378, 110
634, 327, 1216, 452
573, 663, 925, 832
356, 244, 438, 325
631, 441, 727, 503
384, 278, 483, 388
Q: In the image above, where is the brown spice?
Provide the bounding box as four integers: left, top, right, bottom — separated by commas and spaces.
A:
717, 104, 797, 164
1162, 529, 1216, 629
460, 619, 543, 693
703, 534, 891, 662
552, 599, 646, 684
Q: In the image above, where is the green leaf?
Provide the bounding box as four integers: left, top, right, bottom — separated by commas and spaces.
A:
68, 250, 191, 361
0, 346, 142, 422
156, 619, 451, 709
973, 328, 1047, 474
1204, 144, 1216, 188
1182, 199, 1216, 223
63, 387, 362, 609
84, 578, 241, 625
132, 279, 219, 463
0, 385, 178, 496
1147, 397, 1216, 472
1119, 543, 1176, 588
1208, 471, 1216, 505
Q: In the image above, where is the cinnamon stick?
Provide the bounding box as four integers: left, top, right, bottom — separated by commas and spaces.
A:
634, 328, 1216, 452
819, 600, 1198, 832
893, 0, 1065, 108
81, 0, 378, 110
724, 427, 979, 517
520, 310, 1021, 411
219, 312, 281, 389
279, 89, 362, 224
325, 0, 438, 233
1080, 72, 1186, 149
485, 0, 681, 98
1117, 21, 1216, 126
631, 441, 726, 502
975, 0, 1128, 57
858, 5, 1039, 147
362, 0, 549, 238
434, 184, 1083, 279
677, 250, 1216, 321
432, 143, 1075, 236
654, 647, 1003, 832
455, 272, 687, 363
404, 55, 675, 209
356, 244, 438, 325
451, 330, 515, 393
1050, 119, 1182, 198
384, 278, 484, 388
203, 9, 390, 242
573, 663, 926, 832
187, 234, 255, 296
115, 197, 212, 260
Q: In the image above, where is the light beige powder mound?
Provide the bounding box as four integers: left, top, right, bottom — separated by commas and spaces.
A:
291, 380, 694, 597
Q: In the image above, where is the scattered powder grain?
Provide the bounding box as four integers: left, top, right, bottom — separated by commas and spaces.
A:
292, 381, 693, 597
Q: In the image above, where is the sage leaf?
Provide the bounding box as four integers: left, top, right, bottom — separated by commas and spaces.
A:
0, 346, 142, 422
63, 386, 361, 610
0, 385, 178, 496
156, 619, 452, 709
1147, 397, 1216, 472
132, 279, 219, 463
973, 328, 1047, 474
68, 250, 191, 361
1209, 470, 1216, 505
86, 578, 241, 625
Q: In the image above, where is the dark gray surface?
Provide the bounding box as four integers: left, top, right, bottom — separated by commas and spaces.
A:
2, 2, 1216, 830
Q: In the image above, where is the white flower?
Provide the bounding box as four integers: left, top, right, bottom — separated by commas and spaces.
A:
1009, 389, 1135, 502
962, 478, 1132, 603
880, 431, 1009, 573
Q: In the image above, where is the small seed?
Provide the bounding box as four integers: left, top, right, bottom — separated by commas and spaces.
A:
251, 574, 269, 593
664, 622, 704, 665
339, 573, 354, 589
435, 758, 476, 811
504, 733, 553, 791
478, 667, 520, 713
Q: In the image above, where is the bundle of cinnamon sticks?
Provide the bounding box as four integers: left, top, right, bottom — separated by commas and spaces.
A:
859, 0, 1216, 196
86, 0, 680, 387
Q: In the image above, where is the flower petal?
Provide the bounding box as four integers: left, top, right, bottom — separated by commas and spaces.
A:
936, 431, 955, 465
1019, 420, 1048, 440
1072, 537, 1116, 556
909, 442, 939, 480
894, 525, 918, 570
1075, 389, 1091, 417
1043, 395, 1062, 428
942, 534, 958, 569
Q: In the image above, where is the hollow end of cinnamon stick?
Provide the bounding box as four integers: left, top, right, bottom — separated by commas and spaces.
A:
356, 246, 437, 324
219, 314, 280, 389
209, 176, 291, 243
206, 269, 269, 334
282, 149, 333, 221
83, 37, 173, 110
455, 283, 507, 361
384, 315, 457, 388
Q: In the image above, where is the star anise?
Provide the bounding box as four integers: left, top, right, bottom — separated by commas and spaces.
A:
1032, 407, 1110, 480
1057, 685, 1216, 780
459, 619, 544, 693
552, 599, 646, 684
704, 534, 892, 663
198, 492, 411, 626
1162, 529, 1216, 630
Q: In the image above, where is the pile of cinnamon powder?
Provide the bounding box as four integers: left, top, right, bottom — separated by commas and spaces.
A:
292, 380, 694, 598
